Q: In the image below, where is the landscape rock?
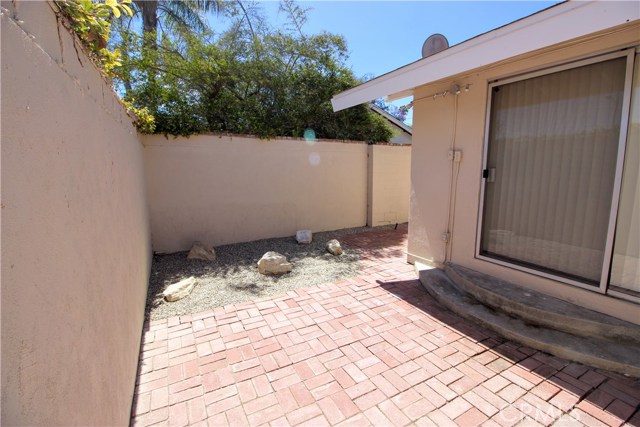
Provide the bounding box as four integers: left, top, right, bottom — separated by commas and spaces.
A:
326, 239, 343, 256
187, 241, 216, 261
296, 230, 313, 244
258, 252, 293, 275
163, 276, 197, 302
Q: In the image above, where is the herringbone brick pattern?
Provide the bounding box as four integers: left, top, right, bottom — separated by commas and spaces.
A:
131, 225, 640, 426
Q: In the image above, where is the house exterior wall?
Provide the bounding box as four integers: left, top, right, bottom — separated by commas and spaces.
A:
1, 2, 151, 425
408, 23, 640, 324
368, 145, 411, 227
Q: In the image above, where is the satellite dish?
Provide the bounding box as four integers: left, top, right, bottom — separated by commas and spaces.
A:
422, 34, 449, 58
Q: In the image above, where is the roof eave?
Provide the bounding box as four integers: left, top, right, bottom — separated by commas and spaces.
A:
332, 1, 640, 112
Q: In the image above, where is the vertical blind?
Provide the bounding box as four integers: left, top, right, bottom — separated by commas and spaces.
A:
481, 57, 626, 284
611, 53, 640, 293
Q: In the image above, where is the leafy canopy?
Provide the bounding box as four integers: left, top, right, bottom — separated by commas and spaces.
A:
373, 98, 411, 124
55, 0, 133, 74
114, 0, 393, 141
55, 0, 155, 131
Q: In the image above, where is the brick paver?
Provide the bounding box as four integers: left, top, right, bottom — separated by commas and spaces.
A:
131, 225, 640, 426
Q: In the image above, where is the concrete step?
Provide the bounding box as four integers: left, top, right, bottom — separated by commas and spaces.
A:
445, 264, 640, 344
418, 266, 640, 377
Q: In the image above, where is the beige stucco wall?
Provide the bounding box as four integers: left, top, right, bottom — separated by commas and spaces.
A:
143, 135, 371, 252
408, 22, 640, 324
1, 2, 151, 425
368, 145, 411, 227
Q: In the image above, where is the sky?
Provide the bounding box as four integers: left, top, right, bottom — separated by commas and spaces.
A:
213, 1, 562, 124
265, 1, 561, 79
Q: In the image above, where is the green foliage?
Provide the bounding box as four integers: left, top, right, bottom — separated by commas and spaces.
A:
121, 98, 156, 133
114, 1, 393, 142
55, 0, 133, 76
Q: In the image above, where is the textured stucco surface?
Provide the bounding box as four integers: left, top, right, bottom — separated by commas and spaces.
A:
368, 145, 411, 227
1, 2, 151, 425
142, 135, 410, 253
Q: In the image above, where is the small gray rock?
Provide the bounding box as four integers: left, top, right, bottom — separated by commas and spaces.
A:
258, 252, 293, 275
326, 239, 343, 256
296, 230, 313, 244
187, 241, 216, 261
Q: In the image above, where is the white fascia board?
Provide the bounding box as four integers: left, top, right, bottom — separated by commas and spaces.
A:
332, 1, 640, 112
386, 90, 414, 103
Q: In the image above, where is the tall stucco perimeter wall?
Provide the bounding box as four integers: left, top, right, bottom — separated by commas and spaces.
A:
1, 3, 151, 425
143, 135, 374, 252
368, 145, 411, 227
408, 24, 640, 324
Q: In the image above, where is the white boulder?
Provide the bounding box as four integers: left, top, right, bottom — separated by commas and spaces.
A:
163, 276, 197, 302
296, 230, 313, 244
258, 252, 293, 275
187, 241, 216, 261
326, 239, 343, 256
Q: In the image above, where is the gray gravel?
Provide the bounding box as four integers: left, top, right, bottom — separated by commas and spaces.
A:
145, 225, 396, 320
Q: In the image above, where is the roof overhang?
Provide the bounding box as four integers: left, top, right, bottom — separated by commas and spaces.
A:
368, 104, 413, 135
332, 1, 640, 112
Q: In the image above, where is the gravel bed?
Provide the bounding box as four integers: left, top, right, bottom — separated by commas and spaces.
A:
145, 225, 396, 320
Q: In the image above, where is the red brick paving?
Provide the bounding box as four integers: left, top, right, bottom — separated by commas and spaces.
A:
131, 225, 640, 426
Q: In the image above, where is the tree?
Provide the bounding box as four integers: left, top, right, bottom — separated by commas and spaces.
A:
112, 0, 221, 113
373, 98, 411, 123
115, 0, 393, 141
131, 0, 221, 46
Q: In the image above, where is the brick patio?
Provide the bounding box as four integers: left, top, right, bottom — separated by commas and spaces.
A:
131, 225, 640, 427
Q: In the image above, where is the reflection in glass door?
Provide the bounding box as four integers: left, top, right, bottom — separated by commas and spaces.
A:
610, 53, 640, 299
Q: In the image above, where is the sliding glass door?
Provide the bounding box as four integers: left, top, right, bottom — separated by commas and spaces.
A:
610, 53, 640, 298
478, 51, 635, 293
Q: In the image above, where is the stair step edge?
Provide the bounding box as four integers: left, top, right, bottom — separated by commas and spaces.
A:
419, 268, 640, 377
444, 264, 640, 344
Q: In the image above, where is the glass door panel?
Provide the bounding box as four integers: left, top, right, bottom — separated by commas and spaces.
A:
610, 53, 640, 295
480, 57, 627, 284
